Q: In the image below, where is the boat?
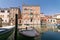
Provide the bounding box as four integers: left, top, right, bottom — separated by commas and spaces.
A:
0, 26, 15, 40
18, 26, 40, 38
56, 24, 60, 32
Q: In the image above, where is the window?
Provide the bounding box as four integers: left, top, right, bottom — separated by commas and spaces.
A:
2, 19, 3, 21
5, 20, 7, 22
53, 20, 55, 22
1, 10, 5, 13
24, 8, 28, 10
10, 20, 11, 22
48, 20, 49, 21
13, 20, 14, 21
30, 9, 33, 13
51, 20, 52, 22
30, 13, 33, 19
30, 18, 32, 22
19, 20, 21, 23
30, 13, 33, 15
7, 15, 9, 17
8, 10, 10, 13
11, 18, 13, 20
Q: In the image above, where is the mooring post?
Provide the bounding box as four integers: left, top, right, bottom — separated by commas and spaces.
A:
0, 18, 2, 27
14, 14, 18, 40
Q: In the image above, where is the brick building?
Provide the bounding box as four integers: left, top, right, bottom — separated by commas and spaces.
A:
9, 7, 21, 25
22, 5, 40, 25
21, 5, 41, 32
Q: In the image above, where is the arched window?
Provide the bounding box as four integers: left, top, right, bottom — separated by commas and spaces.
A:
31, 18, 32, 22
30, 13, 33, 15
30, 13, 33, 18
8, 10, 10, 13
24, 8, 28, 10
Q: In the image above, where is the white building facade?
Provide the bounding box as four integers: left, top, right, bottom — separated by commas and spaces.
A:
0, 9, 9, 24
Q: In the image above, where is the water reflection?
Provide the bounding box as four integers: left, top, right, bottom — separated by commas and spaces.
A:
41, 31, 60, 40
17, 31, 34, 40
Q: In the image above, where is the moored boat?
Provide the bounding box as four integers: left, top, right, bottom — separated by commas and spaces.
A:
0, 26, 15, 40
18, 26, 40, 38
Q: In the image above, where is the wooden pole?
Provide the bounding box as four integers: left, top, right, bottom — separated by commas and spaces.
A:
14, 14, 18, 40
0, 18, 2, 27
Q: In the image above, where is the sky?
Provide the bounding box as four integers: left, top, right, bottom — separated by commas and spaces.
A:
0, 0, 60, 15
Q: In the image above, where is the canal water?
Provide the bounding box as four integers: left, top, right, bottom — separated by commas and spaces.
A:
41, 31, 60, 40
18, 31, 60, 40
8, 31, 60, 40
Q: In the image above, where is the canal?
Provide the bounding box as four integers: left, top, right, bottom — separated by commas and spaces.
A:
7, 31, 40, 40
41, 31, 60, 40
17, 31, 40, 40
17, 31, 60, 40
7, 30, 60, 40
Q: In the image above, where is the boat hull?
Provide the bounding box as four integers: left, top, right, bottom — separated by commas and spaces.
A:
19, 29, 39, 38
17, 32, 34, 40
0, 28, 14, 40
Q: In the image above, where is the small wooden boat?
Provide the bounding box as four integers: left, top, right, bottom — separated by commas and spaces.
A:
0, 26, 15, 40
18, 27, 39, 38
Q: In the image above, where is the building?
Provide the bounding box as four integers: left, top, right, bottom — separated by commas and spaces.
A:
47, 16, 57, 24
40, 13, 45, 17
53, 14, 60, 24
0, 8, 10, 26
40, 13, 46, 26
40, 14, 48, 32
0, 7, 21, 26
9, 7, 21, 25
21, 5, 41, 32
45, 15, 57, 31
